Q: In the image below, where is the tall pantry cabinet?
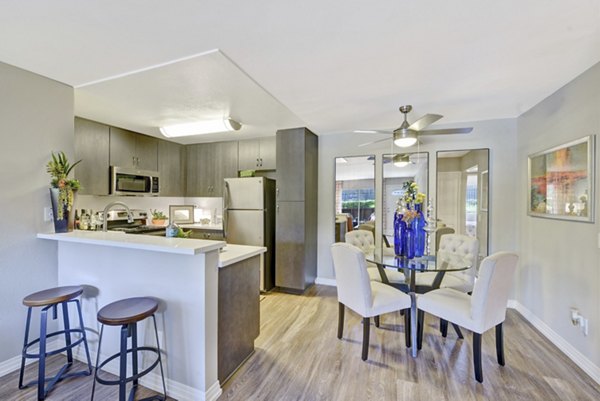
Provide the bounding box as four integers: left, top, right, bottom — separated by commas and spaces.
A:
275, 127, 318, 293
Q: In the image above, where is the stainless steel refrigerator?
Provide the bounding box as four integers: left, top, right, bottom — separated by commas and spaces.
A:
224, 177, 276, 291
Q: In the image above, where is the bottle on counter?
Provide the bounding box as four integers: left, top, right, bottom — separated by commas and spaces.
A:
166, 222, 179, 238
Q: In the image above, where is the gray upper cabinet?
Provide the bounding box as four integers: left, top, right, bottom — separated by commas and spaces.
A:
238, 136, 276, 170
186, 141, 238, 197
74, 117, 110, 195
158, 140, 185, 196
110, 126, 158, 171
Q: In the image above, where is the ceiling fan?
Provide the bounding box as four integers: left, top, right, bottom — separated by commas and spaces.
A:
358, 105, 473, 148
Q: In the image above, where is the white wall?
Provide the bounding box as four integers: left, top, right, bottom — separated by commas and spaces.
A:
0, 62, 73, 362
317, 117, 518, 281
516, 62, 600, 371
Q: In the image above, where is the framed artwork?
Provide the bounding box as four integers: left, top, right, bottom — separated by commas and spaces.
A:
169, 205, 195, 224
528, 135, 595, 222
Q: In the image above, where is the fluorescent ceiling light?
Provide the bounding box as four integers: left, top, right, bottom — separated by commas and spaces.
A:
160, 118, 241, 138
354, 130, 378, 134
336, 157, 348, 163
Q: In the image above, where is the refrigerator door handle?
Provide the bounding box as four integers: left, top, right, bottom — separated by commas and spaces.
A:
223, 181, 230, 239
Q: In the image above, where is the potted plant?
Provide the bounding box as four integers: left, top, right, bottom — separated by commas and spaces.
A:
47, 151, 81, 233
151, 209, 168, 226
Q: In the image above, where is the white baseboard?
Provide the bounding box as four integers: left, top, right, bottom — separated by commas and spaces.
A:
0, 338, 62, 379
508, 299, 600, 384
315, 277, 336, 287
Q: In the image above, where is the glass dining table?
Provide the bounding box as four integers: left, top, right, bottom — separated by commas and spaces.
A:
366, 250, 472, 357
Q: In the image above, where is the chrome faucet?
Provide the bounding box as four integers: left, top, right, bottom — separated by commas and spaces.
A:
102, 201, 133, 232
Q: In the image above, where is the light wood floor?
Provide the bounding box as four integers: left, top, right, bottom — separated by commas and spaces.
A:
219, 285, 600, 401
0, 356, 173, 400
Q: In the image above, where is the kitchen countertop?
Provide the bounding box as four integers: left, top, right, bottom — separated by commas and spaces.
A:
218, 244, 266, 268
37, 230, 225, 255
178, 223, 223, 230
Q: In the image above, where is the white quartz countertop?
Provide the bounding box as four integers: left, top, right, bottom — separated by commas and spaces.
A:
37, 230, 225, 255
218, 244, 266, 268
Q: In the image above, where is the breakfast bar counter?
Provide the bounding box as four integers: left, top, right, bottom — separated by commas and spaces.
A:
38, 231, 265, 401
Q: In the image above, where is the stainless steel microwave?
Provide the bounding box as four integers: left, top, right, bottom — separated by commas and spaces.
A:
110, 166, 160, 196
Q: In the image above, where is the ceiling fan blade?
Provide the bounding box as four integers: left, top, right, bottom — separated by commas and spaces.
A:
408, 114, 443, 131
418, 127, 473, 136
358, 136, 391, 147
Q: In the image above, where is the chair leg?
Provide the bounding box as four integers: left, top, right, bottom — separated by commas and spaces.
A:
452, 323, 464, 339
151, 315, 168, 400
61, 302, 74, 365
337, 303, 344, 339
118, 325, 128, 401
417, 310, 424, 350
473, 332, 483, 383
440, 319, 448, 338
38, 308, 48, 400
362, 317, 370, 361
496, 323, 505, 366
404, 308, 411, 348
374, 315, 380, 328
18, 308, 32, 389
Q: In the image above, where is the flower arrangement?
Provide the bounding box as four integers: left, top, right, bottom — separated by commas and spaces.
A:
402, 181, 426, 205
402, 209, 419, 224
47, 151, 81, 220
151, 209, 168, 225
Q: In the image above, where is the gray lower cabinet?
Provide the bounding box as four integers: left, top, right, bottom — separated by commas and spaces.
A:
186, 141, 238, 197
218, 255, 260, 383
188, 229, 224, 240
157, 140, 185, 196
238, 136, 276, 171
74, 117, 110, 195
110, 126, 158, 171
275, 127, 318, 293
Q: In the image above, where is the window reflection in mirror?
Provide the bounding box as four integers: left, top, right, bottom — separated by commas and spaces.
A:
382, 152, 429, 247
436, 149, 489, 258
334, 156, 375, 242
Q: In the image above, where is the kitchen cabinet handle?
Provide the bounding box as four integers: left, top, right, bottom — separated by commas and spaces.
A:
276, 187, 279, 198
277, 204, 279, 214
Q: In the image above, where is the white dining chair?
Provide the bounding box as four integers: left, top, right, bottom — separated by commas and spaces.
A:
417, 252, 518, 382
331, 243, 412, 360
416, 234, 479, 293
345, 230, 406, 285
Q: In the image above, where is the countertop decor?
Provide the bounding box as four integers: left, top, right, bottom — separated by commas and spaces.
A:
47, 151, 81, 232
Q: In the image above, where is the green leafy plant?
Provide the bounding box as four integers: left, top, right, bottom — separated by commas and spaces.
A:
151, 209, 168, 220
47, 151, 81, 220
176, 228, 191, 238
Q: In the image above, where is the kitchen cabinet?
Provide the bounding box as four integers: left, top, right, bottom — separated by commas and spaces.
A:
275, 127, 318, 293
188, 228, 224, 240
238, 136, 276, 170
110, 126, 158, 171
186, 141, 238, 197
74, 117, 110, 195
158, 139, 185, 196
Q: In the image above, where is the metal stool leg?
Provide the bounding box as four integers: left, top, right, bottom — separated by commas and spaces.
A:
90, 324, 105, 401
131, 322, 139, 393
38, 308, 48, 400
152, 315, 168, 400
61, 301, 74, 365
119, 324, 128, 401
18, 307, 32, 389
75, 299, 93, 373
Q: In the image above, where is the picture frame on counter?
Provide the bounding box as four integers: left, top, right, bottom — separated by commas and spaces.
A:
169, 205, 195, 224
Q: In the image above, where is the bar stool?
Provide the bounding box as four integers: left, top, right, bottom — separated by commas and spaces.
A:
91, 297, 167, 401
19, 285, 93, 400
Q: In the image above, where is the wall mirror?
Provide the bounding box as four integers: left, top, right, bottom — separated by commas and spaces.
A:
334, 156, 376, 242
436, 149, 489, 258
382, 152, 429, 248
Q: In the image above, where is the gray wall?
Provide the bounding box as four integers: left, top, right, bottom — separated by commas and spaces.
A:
318, 117, 518, 280
517, 62, 600, 369
0, 62, 73, 362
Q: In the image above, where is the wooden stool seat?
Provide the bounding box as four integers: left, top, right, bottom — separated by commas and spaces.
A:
23, 285, 83, 307
97, 297, 158, 326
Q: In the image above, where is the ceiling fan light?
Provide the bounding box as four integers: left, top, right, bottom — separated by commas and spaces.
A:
393, 154, 410, 167
160, 118, 241, 138
393, 128, 417, 147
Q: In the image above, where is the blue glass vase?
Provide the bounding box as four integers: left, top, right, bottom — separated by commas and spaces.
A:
414, 203, 426, 257
405, 226, 415, 259
393, 209, 403, 256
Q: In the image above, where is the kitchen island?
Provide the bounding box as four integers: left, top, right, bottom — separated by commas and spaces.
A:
38, 231, 265, 401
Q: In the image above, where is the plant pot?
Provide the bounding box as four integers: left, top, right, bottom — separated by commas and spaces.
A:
49, 188, 75, 233
152, 219, 166, 226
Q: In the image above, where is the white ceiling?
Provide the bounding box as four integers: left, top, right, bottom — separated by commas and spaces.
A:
1, 1, 599, 143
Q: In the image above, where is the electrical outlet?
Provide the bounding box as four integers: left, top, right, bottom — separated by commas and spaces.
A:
44, 207, 53, 222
